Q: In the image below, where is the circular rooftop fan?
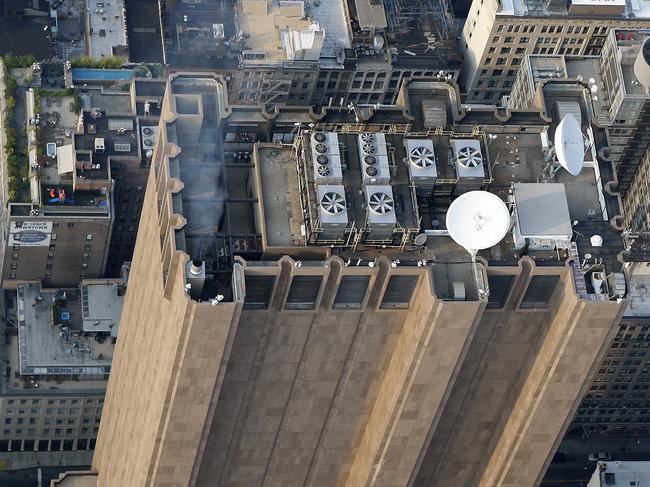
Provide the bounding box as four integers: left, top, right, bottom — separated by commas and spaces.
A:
142, 127, 153, 136
362, 143, 376, 155
457, 146, 482, 168
316, 154, 329, 165
143, 138, 154, 147
317, 165, 332, 177
361, 133, 375, 143
409, 146, 435, 168
321, 192, 345, 214
315, 143, 328, 154
314, 132, 327, 143
365, 166, 379, 177
368, 191, 394, 214
364, 155, 377, 165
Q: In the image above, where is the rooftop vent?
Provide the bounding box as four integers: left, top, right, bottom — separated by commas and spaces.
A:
365, 166, 379, 177
451, 139, 485, 180
364, 155, 377, 165
316, 184, 349, 239
311, 132, 342, 184
320, 191, 346, 214
409, 146, 435, 168
404, 138, 437, 195
365, 185, 397, 239
359, 132, 390, 185
368, 190, 394, 214
457, 146, 482, 168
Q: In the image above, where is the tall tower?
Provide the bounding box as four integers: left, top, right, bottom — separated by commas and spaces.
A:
85, 74, 627, 487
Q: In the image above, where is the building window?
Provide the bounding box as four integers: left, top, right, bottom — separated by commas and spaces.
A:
487, 274, 515, 309
520, 275, 560, 309
51, 234, 57, 241
380, 275, 418, 309
9, 273, 16, 280
67, 222, 74, 228
333, 275, 370, 310
85, 234, 93, 241
243, 275, 275, 310
44, 273, 51, 280
285, 276, 323, 310
10, 263, 16, 270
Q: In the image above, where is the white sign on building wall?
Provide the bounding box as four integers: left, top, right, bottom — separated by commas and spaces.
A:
9, 221, 53, 247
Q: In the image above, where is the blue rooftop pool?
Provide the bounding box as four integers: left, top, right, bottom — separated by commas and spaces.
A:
71, 68, 134, 82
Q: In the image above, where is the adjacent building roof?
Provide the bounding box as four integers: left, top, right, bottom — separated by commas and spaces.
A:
354, 0, 387, 30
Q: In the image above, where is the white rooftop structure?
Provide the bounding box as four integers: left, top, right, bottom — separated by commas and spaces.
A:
512, 183, 573, 250
588, 461, 650, 487
81, 282, 125, 338
282, 22, 325, 61
513, 183, 572, 237
57, 144, 75, 175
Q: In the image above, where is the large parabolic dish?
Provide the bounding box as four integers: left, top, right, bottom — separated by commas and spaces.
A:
554, 114, 584, 176
446, 191, 511, 254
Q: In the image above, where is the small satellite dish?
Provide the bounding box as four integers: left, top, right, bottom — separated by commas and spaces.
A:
446, 191, 511, 257
554, 114, 584, 176
414, 233, 428, 246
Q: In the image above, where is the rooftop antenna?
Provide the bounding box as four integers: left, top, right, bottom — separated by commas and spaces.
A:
551, 114, 585, 177
446, 191, 511, 261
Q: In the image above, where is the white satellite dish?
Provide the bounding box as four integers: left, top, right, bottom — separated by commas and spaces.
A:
446, 191, 511, 258
554, 114, 584, 176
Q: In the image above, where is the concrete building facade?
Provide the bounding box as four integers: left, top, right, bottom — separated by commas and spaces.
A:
460, 0, 650, 104
76, 73, 632, 487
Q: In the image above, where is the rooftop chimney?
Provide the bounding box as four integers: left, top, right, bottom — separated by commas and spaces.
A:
186, 259, 205, 299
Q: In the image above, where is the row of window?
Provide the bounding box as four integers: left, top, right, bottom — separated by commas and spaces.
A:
244, 274, 419, 311
5, 398, 101, 406
487, 274, 559, 310
244, 273, 561, 311
0, 438, 96, 452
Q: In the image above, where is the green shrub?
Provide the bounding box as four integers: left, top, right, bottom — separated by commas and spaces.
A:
71, 55, 124, 69
4, 54, 36, 69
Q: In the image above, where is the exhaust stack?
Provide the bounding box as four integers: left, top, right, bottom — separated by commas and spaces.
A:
186, 259, 205, 299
